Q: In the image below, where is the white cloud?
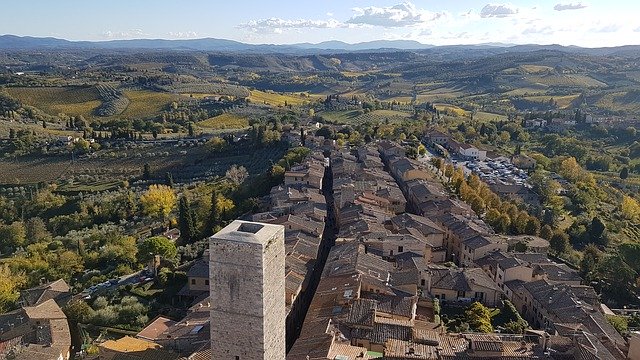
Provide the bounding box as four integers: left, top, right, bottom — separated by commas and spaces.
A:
634, 26, 640, 32
326, 12, 334, 17
168, 31, 198, 39
554, 2, 588, 11
592, 24, 621, 33
101, 29, 147, 39
237, 18, 343, 33
347, 2, 446, 27
522, 26, 554, 35
480, 4, 520, 18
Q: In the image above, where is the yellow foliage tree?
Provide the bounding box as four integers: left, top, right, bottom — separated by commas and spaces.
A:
0, 265, 25, 313
140, 185, 177, 222
621, 196, 640, 221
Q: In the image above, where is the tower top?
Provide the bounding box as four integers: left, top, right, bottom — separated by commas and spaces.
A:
212, 220, 284, 246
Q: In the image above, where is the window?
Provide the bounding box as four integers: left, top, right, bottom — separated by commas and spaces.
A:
236, 357, 240, 360
390, 250, 394, 256
441, 294, 446, 300
474, 292, 484, 300
457, 291, 465, 298
398, 246, 404, 253
421, 279, 426, 286
205, 279, 209, 286
191, 279, 196, 285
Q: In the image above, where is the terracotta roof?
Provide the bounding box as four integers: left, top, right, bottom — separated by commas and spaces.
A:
137, 316, 177, 341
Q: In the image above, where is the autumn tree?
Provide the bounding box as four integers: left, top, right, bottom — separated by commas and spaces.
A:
139, 185, 177, 224
465, 302, 493, 333
621, 195, 640, 221
0, 265, 25, 313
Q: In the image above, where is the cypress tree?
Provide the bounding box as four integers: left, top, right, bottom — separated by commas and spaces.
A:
178, 196, 196, 244
203, 190, 218, 237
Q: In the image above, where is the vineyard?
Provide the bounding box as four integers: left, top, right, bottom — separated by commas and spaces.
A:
169, 82, 250, 98
0, 142, 286, 186
95, 84, 130, 117
319, 109, 412, 125
196, 113, 249, 130
248, 90, 320, 107
6, 86, 101, 118
119, 90, 178, 119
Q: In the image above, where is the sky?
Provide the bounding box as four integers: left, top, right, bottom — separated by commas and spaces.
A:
1, 0, 640, 47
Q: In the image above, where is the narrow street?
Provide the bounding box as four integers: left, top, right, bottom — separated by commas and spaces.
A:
286, 156, 337, 351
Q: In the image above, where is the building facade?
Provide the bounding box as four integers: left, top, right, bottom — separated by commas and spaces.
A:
209, 221, 286, 360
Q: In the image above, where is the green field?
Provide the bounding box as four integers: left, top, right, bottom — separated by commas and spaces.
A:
197, 113, 249, 130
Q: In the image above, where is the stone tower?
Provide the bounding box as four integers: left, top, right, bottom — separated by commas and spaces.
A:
209, 220, 286, 360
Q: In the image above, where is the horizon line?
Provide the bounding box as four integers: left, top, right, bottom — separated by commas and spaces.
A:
2, 34, 640, 50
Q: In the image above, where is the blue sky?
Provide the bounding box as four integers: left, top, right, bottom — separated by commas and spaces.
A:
2, 1, 639, 47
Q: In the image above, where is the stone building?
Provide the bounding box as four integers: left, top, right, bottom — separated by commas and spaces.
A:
209, 220, 286, 360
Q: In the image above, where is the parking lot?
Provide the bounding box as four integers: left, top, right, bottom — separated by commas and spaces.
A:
453, 158, 530, 187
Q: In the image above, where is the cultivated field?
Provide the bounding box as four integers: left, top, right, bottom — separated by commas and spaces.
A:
119, 90, 178, 119
6, 86, 102, 117
320, 109, 412, 125
248, 90, 320, 107
197, 113, 249, 130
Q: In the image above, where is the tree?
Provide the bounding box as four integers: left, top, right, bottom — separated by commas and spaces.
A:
165, 172, 174, 187
469, 195, 485, 215
225, 165, 249, 186
580, 244, 601, 279
619, 242, 640, 273
188, 122, 195, 137
524, 217, 541, 236
621, 195, 640, 221
607, 315, 629, 335
595, 254, 637, 304
550, 231, 569, 254
178, 196, 197, 244
465, 302, 493, 333
143, 163, 151, 180
502, 300, 528, 334
444, 164, 454, 180
540, 225, 554, 240
589, 217, 606, 245
0, 221, 26, 252
620, 167, 629, 180
203, 190, 219, 237
63, 300, 94, 323
0, 265, 25, 313
139, 185, 177, 223
137, 236, 177, 263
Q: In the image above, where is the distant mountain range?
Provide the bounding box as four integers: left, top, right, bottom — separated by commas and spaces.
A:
1, 35, 639, 56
